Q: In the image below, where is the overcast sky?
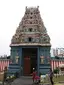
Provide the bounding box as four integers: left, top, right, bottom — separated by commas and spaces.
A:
0, 0, 64, 55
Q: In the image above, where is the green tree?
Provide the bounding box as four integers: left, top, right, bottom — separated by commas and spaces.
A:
53, 67, 59, 77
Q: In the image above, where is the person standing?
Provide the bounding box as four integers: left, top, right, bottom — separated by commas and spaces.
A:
4, 67, 7, 80
3, 66, 8, 85
32, 68, 36, 83
49, 68, 54, 85
32, 68, 40, 83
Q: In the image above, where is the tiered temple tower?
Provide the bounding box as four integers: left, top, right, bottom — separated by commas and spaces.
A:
11, 6, 50, 45
9, 6, 51, 76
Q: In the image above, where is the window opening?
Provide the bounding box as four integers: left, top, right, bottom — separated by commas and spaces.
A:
29, 28, 32, 32
30, 22, 32, 24
28, 37, 32, 42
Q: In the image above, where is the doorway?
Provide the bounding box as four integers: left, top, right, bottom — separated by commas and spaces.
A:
22, 48, 37, 76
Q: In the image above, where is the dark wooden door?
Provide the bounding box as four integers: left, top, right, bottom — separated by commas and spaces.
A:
24, 56, 31, 75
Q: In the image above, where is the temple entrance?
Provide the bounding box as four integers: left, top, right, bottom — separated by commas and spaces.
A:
22, 48, 37, 76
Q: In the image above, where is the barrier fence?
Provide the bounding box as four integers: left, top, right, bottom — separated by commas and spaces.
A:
0, 59, 12, 71
0, 59, 64, 72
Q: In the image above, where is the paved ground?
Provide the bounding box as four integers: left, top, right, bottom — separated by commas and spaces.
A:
11, 76, 50, 85
11, 76, 33, 85
0, 76, 64, 85
11, 76, 64, 85
0, 76, 63, 85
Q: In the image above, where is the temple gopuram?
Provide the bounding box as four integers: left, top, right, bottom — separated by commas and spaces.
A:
9, 6, 51, 76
